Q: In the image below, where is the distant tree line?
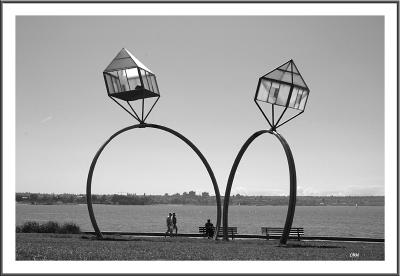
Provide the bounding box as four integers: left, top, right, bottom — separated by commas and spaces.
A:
228, 195, 384, 206
16, 192, 384, 206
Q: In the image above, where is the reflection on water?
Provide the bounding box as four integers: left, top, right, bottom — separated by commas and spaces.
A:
16, 204, 384, 238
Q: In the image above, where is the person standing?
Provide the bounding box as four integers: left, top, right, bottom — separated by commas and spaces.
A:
165, 213, 172, 237
172, 213, 178, 236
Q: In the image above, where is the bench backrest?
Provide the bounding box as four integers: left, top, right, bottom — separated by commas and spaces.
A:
199, 227, 238, 233
261, 227, 304, 235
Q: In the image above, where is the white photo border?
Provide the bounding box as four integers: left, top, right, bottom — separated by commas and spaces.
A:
2, 2, 398, 274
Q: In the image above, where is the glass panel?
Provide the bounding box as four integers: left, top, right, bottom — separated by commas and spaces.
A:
105, 58, 137, 72
291, 62, 300, 74
104, 74, 114, 94
262, 79, 272, 91
281, 71, 293, 84
286, 62, 292, 73
267, 82, 280, 104
299, 90, 309, 110
293, 74, 307, 88
264, 70, 284, 82
294, 89, 303, 109
275, 84, 291, 106
107, 70, 120, 93
278, 62, 291, 71
116, 70, 129, 92
150, 75, 159, 94
115, 50, 131, 59
108, 71, 119, 78
288, 87, 299, 108
257, 79, 271, 102
126, 68, 142, 90
140, 69, 150, 90
145, 71, 154, 92
107, 72, 121, 93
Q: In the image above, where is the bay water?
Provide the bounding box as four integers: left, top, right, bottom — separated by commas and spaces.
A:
16, 204, 384, 238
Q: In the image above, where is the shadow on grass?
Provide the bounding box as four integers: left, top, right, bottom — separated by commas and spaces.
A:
81, 235, 186, 242
80, 235, 343, 249
280, 244, 343, 249
81, 235, 140, 241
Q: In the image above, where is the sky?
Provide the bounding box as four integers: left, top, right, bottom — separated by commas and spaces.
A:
15, 16, 384, 196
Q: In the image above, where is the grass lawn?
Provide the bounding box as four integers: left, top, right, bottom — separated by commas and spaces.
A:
16, 233, 384, 261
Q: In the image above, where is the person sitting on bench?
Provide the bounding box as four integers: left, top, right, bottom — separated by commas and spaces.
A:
205, 219, 214, 239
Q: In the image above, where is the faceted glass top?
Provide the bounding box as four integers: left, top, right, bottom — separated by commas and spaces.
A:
104, 48, 153, 73
262, 60, 309, 91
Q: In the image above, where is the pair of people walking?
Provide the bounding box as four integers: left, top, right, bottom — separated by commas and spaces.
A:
165, 212, 178, 237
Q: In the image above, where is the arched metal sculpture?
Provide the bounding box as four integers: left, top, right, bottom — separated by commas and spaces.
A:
87, 48, 221, 239
87, 123, 222, 239
222, 60, 310, 244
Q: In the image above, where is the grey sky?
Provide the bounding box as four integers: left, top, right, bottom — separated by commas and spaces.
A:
16, 16, 384, 196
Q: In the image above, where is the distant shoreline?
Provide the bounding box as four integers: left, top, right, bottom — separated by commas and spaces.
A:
16, 202, 384, 207
16, 193, 384, 206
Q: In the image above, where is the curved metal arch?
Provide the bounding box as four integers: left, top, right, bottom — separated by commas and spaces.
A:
222, 130, 296, 244
87, 123, 222, 240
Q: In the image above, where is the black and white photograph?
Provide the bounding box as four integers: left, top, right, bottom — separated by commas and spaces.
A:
1, 1, 398, 275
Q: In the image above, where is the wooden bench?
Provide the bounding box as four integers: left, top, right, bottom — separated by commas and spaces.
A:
198, 226, 238, 240
261, 227, 304, 241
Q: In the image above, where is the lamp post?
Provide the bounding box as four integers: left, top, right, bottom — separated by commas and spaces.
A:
222, 60, 310, 244
87, 48, 222, 239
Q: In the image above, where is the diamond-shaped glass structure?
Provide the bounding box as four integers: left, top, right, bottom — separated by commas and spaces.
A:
255, 60, 310, 130
103, 48, 160, 123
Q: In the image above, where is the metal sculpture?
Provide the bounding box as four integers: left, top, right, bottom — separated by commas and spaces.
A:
222, 60, 310, 244
87, 48, 221, 239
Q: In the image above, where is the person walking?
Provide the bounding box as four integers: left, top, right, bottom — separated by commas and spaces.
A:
172, 213, 178, 236
165, 213, 172, 237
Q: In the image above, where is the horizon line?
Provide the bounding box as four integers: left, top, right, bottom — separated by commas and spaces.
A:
15, 192, 385, 197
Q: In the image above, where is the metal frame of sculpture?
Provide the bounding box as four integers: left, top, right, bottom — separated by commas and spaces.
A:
87, 48, 221, 239
222, 60, 310, 244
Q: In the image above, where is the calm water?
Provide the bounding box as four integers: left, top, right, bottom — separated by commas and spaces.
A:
16, 204, 384, 238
